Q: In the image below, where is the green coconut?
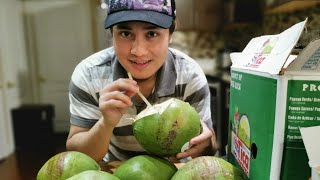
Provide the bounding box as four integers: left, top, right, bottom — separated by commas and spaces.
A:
171, 156, 245, 180
113, 155, 177, 180
66, 170, 119, 180
37, 151, 100, 180
133, 98, 201, 157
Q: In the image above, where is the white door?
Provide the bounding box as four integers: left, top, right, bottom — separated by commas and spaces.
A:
0, 0, 26, 159
0, 53, 12, 160
23, 0, 94, 132
0, 54, 15, 160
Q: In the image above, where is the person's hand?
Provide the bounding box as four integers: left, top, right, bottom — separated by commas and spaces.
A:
176, 122, 215, 159
99, 78, 138, 127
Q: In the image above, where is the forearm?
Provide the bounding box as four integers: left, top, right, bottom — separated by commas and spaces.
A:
66, 117, 114, 162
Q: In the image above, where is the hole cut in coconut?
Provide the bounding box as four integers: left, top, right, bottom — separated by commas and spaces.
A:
135, 98, 174, 121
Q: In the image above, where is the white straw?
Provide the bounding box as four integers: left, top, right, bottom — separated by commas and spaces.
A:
127, 72, 153, 108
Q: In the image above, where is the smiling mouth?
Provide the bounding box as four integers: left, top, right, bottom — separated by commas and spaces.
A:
129, 60, 151, 64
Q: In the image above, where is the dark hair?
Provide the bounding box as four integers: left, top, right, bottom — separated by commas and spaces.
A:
169, 21, 176, 34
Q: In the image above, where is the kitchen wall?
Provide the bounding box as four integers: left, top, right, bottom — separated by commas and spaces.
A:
171, 0, 265, 66
172, 1, 320, 67
263, 4, 320, 49
223, 2, 320, 53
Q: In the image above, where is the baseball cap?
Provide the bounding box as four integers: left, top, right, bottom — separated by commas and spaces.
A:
105, 0, 176, 29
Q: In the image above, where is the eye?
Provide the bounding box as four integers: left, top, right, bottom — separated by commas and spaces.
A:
147, 31, 158, 38
120, 31, 132, 38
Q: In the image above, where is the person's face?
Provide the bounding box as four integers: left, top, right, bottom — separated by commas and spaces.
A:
112, 22, 171, 80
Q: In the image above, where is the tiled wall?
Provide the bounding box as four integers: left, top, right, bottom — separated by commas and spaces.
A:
222, 4, 320, 52
263, 4, 320, 48
170, 4, 320, 59
170, 31, 223, 59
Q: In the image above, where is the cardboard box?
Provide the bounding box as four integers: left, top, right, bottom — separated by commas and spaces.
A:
227, 18, 320, 179
300, 126, 320, 180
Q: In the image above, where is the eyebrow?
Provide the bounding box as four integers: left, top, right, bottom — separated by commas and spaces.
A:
115, 23, 161, 30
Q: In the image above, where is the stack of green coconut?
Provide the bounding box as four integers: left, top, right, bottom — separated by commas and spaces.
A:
37, 98, 245, 180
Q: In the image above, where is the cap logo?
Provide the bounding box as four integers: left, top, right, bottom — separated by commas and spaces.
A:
109, 0, 173, 16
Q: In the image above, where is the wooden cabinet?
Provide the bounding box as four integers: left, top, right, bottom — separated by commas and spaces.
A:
175, 0, 194, 30
175, 0, 223, 32
194, 0, 222, 32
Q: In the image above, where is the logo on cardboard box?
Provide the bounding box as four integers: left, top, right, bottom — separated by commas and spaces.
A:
245, 37, 279, 69
231, 107, 251, 177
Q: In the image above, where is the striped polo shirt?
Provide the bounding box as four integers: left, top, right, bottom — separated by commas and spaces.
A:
69, 47, 213, 161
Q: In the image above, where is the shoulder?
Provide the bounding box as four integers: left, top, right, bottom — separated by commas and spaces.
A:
169, 48, 196, 63
72, 47, 116, 79
75, 47, 116, 71
70, 47, 116, 92
169, 48, 206, 79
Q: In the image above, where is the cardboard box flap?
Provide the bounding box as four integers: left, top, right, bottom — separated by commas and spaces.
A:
300, 126, 320, 168
283, 55, 298, 69
230, 18, 307, 75
285, 38, 320, 75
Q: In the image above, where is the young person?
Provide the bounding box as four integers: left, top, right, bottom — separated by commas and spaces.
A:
66, 0, 217, 162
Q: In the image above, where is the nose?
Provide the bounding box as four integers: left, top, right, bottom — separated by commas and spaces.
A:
130, 36, 148, 56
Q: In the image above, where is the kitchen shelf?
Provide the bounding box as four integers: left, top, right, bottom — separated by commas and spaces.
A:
265, 0, 320, 14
